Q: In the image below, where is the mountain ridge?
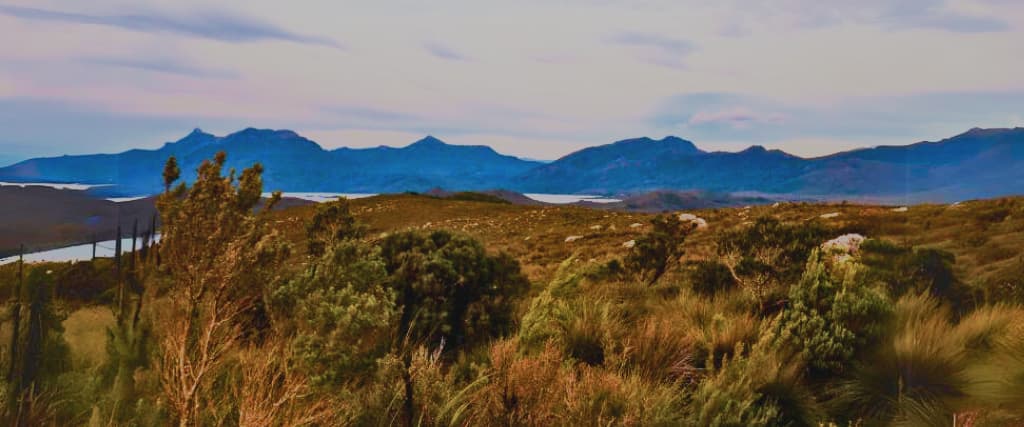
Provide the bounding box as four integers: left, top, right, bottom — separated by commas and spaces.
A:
1, 127, 1022, 202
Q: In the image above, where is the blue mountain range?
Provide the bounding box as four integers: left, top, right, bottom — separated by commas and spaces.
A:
1, 127, 1022, 202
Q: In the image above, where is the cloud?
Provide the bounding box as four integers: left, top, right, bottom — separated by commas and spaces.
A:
753, 0, 1011, 33
607, 31, 696, 68
651, 90, 1024, 155
321, 106, 421, 123
0, 4, 344, 48
688, 107, 787, 128
79, 56, 238, 79
423, 42, 469, 61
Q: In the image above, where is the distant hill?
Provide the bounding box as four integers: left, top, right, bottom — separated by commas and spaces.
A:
0, 185, 314, 257
0, 128, 542, 196
513, 128, 1024, 202
1, 127, 1022, 202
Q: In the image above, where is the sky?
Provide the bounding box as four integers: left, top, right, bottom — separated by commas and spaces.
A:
1, 0, 1023, 165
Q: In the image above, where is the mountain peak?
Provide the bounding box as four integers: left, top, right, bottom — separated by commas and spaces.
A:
741, 145, 768, 153
409, 135, 448, 148
955, 127, 1023, 139
230, 128, 299, 138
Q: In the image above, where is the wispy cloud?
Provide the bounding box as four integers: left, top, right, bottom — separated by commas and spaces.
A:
758, 0, 1011, 33
79, 55, 238, 79
322, 106, 421, 123
607, 31, 696, 68
0, 4, 344, 48
651, 90, 1024, 153
688, 107, 787, 129
423, 42, 469, 61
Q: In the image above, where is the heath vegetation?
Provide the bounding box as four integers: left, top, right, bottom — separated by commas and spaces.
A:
3, 154, 1024, 425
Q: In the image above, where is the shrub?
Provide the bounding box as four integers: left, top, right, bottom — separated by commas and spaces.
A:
269, 240, 397, 386
689, 260, 738, 297
625, 214, 695, 285
305, 197, 364, 256
776, 249, 892, 375
860, 239, 965, 306
380, 229, 530, 351
717, 217, 832, 284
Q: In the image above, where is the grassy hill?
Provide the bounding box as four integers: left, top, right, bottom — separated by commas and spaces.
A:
263, 193, 1023, 292
3, 187, 1024, 425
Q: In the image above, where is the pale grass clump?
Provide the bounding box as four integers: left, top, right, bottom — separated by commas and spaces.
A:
234, 345, 338, 427
467, 339, 685, 426
653, 291, 761, 368
329, 344, 482, 426
612, 315, 696, 384
468, 340, 567, 426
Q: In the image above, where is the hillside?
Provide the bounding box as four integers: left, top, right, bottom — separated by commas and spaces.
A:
5, 175, 1024, 425
255, 193, 1023, 290
0, 185, 313, 257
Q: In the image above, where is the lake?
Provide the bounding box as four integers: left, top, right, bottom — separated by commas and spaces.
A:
0, 235, 161, 265
2, 190, 619, 264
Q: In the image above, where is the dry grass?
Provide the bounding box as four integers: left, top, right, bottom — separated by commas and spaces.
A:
62, 306, 115, 369
263, 194, 1024, 295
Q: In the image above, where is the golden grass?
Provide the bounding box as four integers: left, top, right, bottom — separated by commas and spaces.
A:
264, 194, 1024, 294
62, 306, 114, 368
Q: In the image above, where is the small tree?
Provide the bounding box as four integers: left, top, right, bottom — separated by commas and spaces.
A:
625, 214, 695, 285
155, 153, 289, 425
305, 197, 364, 257
380, 230, 529, 350
162, 156, 180, 194
775, 249, 892, 375
4, 268, 70, 426
718, 217, 831, 311
379, 229, 529, 427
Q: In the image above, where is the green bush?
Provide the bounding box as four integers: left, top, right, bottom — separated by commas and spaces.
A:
625, 214, 694, 285
717, 217, 832, 284
776, 250, 892, 375
380, 229, 530, 351
689, 260, 738, 297
306, 197, 365, 256
269, 240, 397, 386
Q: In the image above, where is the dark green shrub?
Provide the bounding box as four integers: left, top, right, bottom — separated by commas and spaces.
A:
625, 215, 694, 285
860, 239, 966, 306
717, 217, 832, 285
689, 260, 738, 297
380, 230, 530, 350
306, 197, 364, 256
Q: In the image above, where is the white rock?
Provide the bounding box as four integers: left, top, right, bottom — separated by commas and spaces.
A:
892, 206, 908, 212
630, 223, 644, 228
622, 240, 636, 248
589, 225, 603, 230
678, 213, 709, 230
820, 212, 841, 219
565, 235, 584, 243
772, 202, 782, 208
822, 233, 866, 254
